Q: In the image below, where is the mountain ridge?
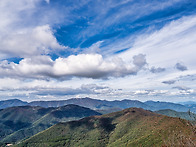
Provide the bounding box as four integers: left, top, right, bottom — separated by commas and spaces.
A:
0, 99, 28, 109
15, 107, 196, 147
0, 104, 101, 144
1, 98, 195, 113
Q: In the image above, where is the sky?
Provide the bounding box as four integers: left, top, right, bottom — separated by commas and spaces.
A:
0, 0, 196, 102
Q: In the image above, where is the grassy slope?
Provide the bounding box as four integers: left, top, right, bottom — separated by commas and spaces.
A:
16, 108, 196, 147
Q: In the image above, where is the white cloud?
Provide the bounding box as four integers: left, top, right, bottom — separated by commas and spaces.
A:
0, 77, 195, 102
0, 53, 147, 79
0, 0, 195, 102
0, 25, 65, 57
0, 0, 65, 58
0, 0, 40, 31
53, 53, 146, 78
113, 14, 196, 98
119, 15, 196, 68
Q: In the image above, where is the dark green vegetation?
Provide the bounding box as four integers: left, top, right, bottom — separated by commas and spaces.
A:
1, 98, 195, 113
155, 109, 196, 124
0, 104, 100, 144
16, 108, 196, 147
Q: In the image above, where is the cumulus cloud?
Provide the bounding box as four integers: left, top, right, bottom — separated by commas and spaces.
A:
175, 63, 188, 71
0, 56, 53, 79
0, 53, 147, 79
150, 66, 165, 73
0, 0, 65, 58
0, 25, 65, 57
162, 80, 176, 85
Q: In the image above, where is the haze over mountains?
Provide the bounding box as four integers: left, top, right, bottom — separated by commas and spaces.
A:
0, 98, 195, 113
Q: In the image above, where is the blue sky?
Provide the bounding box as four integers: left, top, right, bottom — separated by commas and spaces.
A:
0, 0, 196, 102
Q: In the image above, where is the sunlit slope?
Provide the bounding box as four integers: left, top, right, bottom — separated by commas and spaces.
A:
17, 108, 196, 147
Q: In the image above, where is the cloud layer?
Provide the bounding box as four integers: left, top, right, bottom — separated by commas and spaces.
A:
0, 0, 196, 102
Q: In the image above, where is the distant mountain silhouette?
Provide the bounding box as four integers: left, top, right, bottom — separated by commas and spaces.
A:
29, 98, 152, 110
1, 98, 195, 113
0, 99, 28, 109
144, 100, 189, 112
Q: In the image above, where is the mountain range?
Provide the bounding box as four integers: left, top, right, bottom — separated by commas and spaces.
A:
15, 107, 196, 147
0, 98, 195, 113
0, 98, 196, 146
0, 104, 100, 144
